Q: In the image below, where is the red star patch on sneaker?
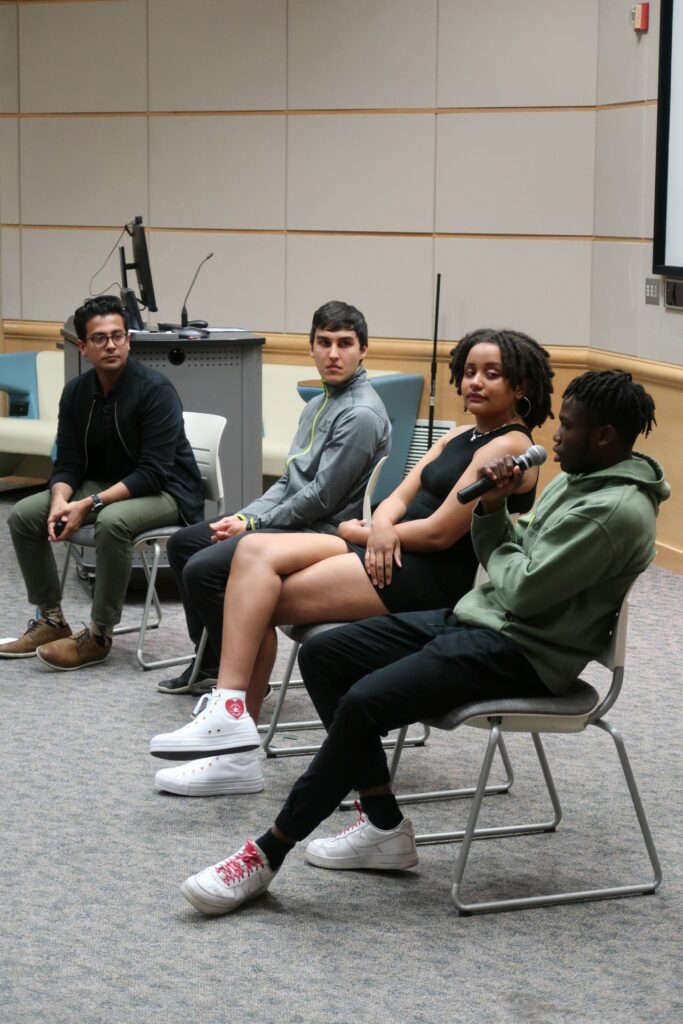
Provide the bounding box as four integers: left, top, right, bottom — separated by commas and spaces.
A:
225, 698, 245, 719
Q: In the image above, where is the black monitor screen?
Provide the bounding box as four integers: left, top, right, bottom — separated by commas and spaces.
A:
120, 215, 158, 312
653, 0, 683, 277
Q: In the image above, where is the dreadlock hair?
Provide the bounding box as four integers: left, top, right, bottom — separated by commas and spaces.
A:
448, 328, 554, 430
563, 370, 656, 448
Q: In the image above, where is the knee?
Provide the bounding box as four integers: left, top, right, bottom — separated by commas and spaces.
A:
231, 534, 270, 571
298, 633, 330, 686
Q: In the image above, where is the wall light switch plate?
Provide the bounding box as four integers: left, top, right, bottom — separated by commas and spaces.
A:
645, 278, 660, 305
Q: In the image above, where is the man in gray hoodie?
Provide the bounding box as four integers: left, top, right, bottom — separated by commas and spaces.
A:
160, 300, 391, 697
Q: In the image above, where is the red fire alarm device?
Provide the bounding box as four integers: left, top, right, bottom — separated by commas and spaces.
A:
632, 3, 649, 32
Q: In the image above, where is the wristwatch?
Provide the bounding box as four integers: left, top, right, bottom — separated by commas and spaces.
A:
89, 494, 105, 514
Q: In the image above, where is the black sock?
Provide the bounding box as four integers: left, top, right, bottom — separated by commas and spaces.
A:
360, 793, 403, 831
255, 830, 295, 872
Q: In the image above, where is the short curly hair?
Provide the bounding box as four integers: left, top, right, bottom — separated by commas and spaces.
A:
448, 328, 554, 430
73, 295, 128, 341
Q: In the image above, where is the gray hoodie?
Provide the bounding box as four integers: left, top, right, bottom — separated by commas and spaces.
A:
239, 367, 391, 532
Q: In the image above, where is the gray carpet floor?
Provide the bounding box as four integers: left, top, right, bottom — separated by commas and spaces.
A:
0, 487, 681, 1024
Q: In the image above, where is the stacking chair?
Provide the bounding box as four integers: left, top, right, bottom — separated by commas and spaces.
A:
390, 589, 662, 914
260, 455, 429, 759
59, 411, 226, 671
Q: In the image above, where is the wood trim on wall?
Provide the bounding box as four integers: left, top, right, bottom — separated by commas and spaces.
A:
4, 318, 681, 572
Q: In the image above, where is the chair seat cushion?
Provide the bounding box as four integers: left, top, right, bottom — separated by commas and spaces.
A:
0, 418, 57, 456
279, 622, 347, 643
425, 679, 600, 733
68, 524, 179, 546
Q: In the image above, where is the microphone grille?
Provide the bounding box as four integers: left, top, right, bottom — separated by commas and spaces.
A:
527, 444, 547, 466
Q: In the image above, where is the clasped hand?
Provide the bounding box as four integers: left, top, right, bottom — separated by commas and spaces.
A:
47, 497, 89, 542
209, 515, 248, 543
338, 517, 402, 589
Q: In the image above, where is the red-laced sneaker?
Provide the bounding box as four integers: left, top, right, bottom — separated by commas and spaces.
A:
181, 840, 276, 915
305, 801, 418, 871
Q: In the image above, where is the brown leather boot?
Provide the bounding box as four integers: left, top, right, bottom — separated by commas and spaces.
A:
36, 626, 111, 671
0, 618, 72, 659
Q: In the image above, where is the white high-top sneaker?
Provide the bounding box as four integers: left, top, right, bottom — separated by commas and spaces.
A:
155, 750, 264, 796
150, 689, 260, 760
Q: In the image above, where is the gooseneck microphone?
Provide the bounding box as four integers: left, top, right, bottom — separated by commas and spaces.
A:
180, 252, 214, 327
457, 444, 547, 505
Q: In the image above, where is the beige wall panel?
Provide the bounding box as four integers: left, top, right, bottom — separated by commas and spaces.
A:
436, 111, 595, 235
639, 245, 683, 366
20, 228, 126, 322
596, 0, 658, 103
149, 0, 286, 111
0, 4, 18, 113
149, 230, 285, 334
20, 117, 148, 226
642, 103, 657, 237
438, 0, 598, 107
435, 237, 592, 346
1, 225, 21, 320
19, 1, 147, 113
594, 107, 648, 238
287, 115, 435, 232
0, 118, 19, 223
590, 241, 641, 358
285, 234, 434, 340
288, 0, 437, 109
149, 116, 285, 229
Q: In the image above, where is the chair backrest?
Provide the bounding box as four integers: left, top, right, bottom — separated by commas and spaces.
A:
363, 455, 388, 522
586, 590, 631, 723
368, 374, 424, 504
183, 411, 227, 513
36, 351, 64, 421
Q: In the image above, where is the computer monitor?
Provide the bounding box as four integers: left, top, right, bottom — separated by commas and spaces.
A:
119, 215, 158, 328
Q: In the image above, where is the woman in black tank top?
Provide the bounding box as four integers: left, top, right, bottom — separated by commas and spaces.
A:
172, 330, 554, 725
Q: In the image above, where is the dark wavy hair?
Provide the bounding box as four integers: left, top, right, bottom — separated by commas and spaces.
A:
448, 328, 554, 430
310, 300, 368, 350
73, 295, 129, 341
563, 370, 656, 447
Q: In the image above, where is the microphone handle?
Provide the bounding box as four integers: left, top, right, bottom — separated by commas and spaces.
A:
457, 451, 533, 505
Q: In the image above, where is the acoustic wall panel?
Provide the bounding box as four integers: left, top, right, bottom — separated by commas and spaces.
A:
438, 0, 599, 108
436, 110, 595, 235
149, 230, 286, 333
149, 0, 287, 111
594, 107, 649, 238
20, 117, 148, 226
0, 4, 18, 113
287, 114, 435, 233
149, 115, 286, 229
435, 236, 592, 346
597, 0, 660, 105
0, 118, 19, 224
285, 234, 434, 340
19, 0, 147, 113
1, 226, 21, 320
289, 0, 437, 109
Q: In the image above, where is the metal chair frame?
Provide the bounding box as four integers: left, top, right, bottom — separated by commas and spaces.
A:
59, 411, 226, 671
390, 591, 662, 914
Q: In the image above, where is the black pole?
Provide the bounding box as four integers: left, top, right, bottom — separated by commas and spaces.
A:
427, 273, 441, 448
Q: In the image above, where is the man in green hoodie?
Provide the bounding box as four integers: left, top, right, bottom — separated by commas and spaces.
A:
177, 369, 670, 916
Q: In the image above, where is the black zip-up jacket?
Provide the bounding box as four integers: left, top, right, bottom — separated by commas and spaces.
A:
50, 357, 204, 524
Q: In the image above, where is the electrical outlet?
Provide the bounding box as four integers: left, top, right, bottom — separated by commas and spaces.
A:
645, 278, 660, 305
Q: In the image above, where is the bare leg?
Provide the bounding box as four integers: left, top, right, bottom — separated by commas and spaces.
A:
216, 537, 386, 699
215, 533, 350, 692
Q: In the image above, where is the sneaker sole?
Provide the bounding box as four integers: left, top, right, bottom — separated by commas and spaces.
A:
180, 878, 234, 915
304, 848, 418, 871
0, 650, 38, 659
35, 650, 110, 671
155, 682, 193, 694
150, 739, 261, 760
155, 776, 265, 796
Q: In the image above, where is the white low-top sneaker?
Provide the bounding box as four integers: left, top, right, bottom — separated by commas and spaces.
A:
181, 840, 276, 915
305, 803, 418, 871
150, 689, 260, 760
155, 750, 264, 796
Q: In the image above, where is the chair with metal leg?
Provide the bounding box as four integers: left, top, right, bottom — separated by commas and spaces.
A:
391, 589, 661, 914
59, 411, 226, 671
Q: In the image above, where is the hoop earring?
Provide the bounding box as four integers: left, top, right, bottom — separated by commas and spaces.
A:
516, 395, 531, 418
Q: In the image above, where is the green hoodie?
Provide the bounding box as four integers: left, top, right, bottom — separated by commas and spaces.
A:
454, 453, 670, 694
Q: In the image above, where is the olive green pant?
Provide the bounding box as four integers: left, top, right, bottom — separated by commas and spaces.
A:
7, 481, 181, 628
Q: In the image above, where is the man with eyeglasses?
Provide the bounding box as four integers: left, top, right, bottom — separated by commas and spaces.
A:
0, 295, 203, 670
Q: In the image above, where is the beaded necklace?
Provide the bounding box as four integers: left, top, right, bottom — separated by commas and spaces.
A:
469, 419, 522, 442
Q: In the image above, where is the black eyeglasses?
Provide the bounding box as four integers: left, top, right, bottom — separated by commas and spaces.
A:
86, 331, 128, 347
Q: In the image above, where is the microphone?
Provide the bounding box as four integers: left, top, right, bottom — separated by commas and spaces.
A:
457, 445, 547, 505
180, 252, 214, 327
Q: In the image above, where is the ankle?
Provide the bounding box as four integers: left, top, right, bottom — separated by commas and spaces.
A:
90, 623, 113, 647
360, 793, 403, 832
255, 828, 294, 873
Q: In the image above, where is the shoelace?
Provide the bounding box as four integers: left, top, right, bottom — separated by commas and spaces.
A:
215, 841, 264, 886
338, 800, 366, 837
74, 626, 93, 648
26, 618, 41, 635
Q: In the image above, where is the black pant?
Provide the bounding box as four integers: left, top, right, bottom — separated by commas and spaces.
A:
167, 522, 297, 672
274, 610, 549, 842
